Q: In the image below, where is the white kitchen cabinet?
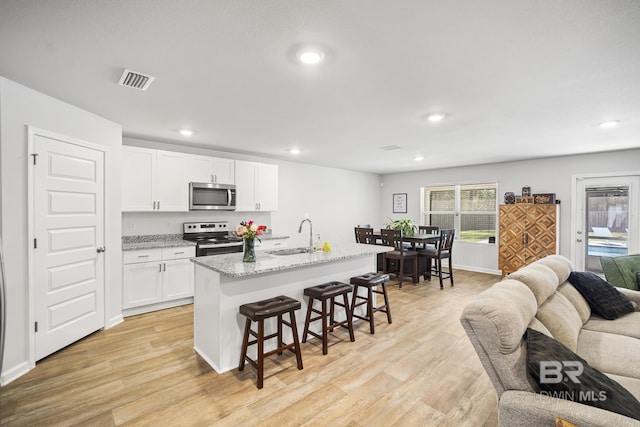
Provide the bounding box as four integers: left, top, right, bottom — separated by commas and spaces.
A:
187, 154, 235, 185
235, 160, 278, 211
123, 246, 195, 316
122, 146, 190, 212
122, 146, 156, 211
255, 239, 289, 251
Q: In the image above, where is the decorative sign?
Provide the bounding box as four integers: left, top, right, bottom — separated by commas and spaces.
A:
393, 193, 407, 213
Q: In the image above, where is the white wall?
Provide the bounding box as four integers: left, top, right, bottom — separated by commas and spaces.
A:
381, 148, 640, 274
0, 77, 122, 384
122, 138, 383, 249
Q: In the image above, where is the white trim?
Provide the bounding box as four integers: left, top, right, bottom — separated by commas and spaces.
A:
570, 171, 640, 269
26, 126, 109, 369
0, 360, 30, 386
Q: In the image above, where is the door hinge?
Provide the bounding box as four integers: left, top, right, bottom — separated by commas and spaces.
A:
31, 153, 39, 165
35, 321, 38, 332
34, 238, 37, 249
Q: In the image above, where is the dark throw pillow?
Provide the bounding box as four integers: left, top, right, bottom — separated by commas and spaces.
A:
568, 271, 634, 320
526, 328, 640, 420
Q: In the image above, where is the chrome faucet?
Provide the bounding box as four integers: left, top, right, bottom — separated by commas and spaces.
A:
298, 218, 313, 253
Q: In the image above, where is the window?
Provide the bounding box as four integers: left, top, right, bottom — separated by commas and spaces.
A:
421, 183, 497, 243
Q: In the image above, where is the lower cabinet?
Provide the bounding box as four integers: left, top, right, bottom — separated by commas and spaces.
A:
255, 239, 289, 251
123, 246, 195, 316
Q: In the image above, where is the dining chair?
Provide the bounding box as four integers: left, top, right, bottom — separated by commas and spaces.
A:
417, 226, 439, 248
354, 227, 375, 244
380, 229, 418, 288
417, 229, 455, 289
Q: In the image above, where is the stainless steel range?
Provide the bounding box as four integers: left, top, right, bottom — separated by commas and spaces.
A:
183, 221, 243, 256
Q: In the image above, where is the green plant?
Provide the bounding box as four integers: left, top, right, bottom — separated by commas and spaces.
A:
384, 218, 417, 236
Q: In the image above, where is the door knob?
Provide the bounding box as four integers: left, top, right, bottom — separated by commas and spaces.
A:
97, 246, 106, 253
576, 239, 582, 243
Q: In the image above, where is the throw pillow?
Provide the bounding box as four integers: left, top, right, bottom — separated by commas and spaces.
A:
526, 328, 640, 420
568, 271, 634, 320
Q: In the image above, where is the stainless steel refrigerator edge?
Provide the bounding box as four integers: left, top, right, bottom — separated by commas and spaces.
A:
0, 235, 6, 380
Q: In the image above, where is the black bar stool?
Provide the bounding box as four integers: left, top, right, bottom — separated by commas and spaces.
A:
349, 272, 392, 334
302, 281, 355, 355
238, 295, 303, 389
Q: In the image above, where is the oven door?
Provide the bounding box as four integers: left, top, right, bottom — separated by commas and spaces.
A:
196, 242, 242, 256
189, 182, 236, 211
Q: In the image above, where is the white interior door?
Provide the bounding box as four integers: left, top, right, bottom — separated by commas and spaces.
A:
33, 133, 105, 360
573, 174, 640, 272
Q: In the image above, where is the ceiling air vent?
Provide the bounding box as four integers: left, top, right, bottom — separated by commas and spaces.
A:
118, 69, 155, 91
380, 145, 401, 151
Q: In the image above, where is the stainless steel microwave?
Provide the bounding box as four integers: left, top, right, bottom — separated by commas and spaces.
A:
189, 182, 236, 211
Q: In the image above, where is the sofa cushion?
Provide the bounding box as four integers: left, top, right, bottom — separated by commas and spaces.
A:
569, 271, 634, 320
600, 254, 640, 291
577, 329, 640, 379
583, 312, 640, 339
537, 254, 573, 284
509, 264, 559, 307
526, 328, 640, 420
557, 282, 591, 325
536, 292, 583, 352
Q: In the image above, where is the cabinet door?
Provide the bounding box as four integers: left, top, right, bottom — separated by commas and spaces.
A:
525, 204, 559, 263
235, 160, 257, 211
212, 158, 235, 184
162, 258, 194, 300
123, 262, 162, 308
187, 154, 214, 183
499, 204, 527, 274
122, 146, 156, 211
156, 150, 190, 211
256, 163, 278, 211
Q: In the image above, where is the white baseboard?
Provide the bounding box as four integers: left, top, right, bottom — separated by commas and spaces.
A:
106, 314, 124, 329
1, 360, 30, 386
452, 264, 502, 277
122, 297, 193, 318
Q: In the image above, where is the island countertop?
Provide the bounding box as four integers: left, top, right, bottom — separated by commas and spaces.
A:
192, 243, 392, 278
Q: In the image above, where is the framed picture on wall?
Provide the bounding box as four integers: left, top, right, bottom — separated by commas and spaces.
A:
393, 193, 407, 213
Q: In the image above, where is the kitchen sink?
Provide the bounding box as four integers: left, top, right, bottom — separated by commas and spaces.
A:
268, 247, 311, 256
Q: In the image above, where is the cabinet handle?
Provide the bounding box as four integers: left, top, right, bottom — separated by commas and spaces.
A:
174, 251, 184, 255
163, 263, 166, 272
159, 264, 162, 272
157, 201, 160, 210
213, 174, 217, 183
138, 255, 149, 258
153, 201, 156, 210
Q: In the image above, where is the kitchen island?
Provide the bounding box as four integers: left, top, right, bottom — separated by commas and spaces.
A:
192, 243, 392, 373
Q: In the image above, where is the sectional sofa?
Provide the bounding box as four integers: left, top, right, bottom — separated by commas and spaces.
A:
461, 254, 640, 426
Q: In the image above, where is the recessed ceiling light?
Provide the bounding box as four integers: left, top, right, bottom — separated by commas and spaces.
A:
425, 113, 446, 122
297, 48, 325, 65
599, 120, 620, 129
179, 129, 193, 136
415, 156, 424, 161
289, 148, 301, 155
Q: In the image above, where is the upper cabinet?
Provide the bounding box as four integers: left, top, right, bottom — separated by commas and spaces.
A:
235, 161, 278, 211
122, 146, 277, 213
187, 154, 235, 185
122, 146, 190, 212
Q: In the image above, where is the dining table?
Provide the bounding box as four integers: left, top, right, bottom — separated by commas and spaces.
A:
370, 231, 441, 283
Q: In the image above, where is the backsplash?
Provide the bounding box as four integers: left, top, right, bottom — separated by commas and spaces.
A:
122, 211, 272, 236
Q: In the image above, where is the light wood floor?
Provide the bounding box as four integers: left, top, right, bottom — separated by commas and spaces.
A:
1, 270, 500, 426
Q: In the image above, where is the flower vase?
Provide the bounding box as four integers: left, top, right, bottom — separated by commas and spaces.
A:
243, 238, 256, 262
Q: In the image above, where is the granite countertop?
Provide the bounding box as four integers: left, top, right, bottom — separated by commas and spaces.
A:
122, 233, 290, 251
122, 234, 196, 251
192, 243, 392, 277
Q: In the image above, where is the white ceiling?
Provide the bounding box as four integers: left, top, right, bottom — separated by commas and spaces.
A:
1, 1, 639, 174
